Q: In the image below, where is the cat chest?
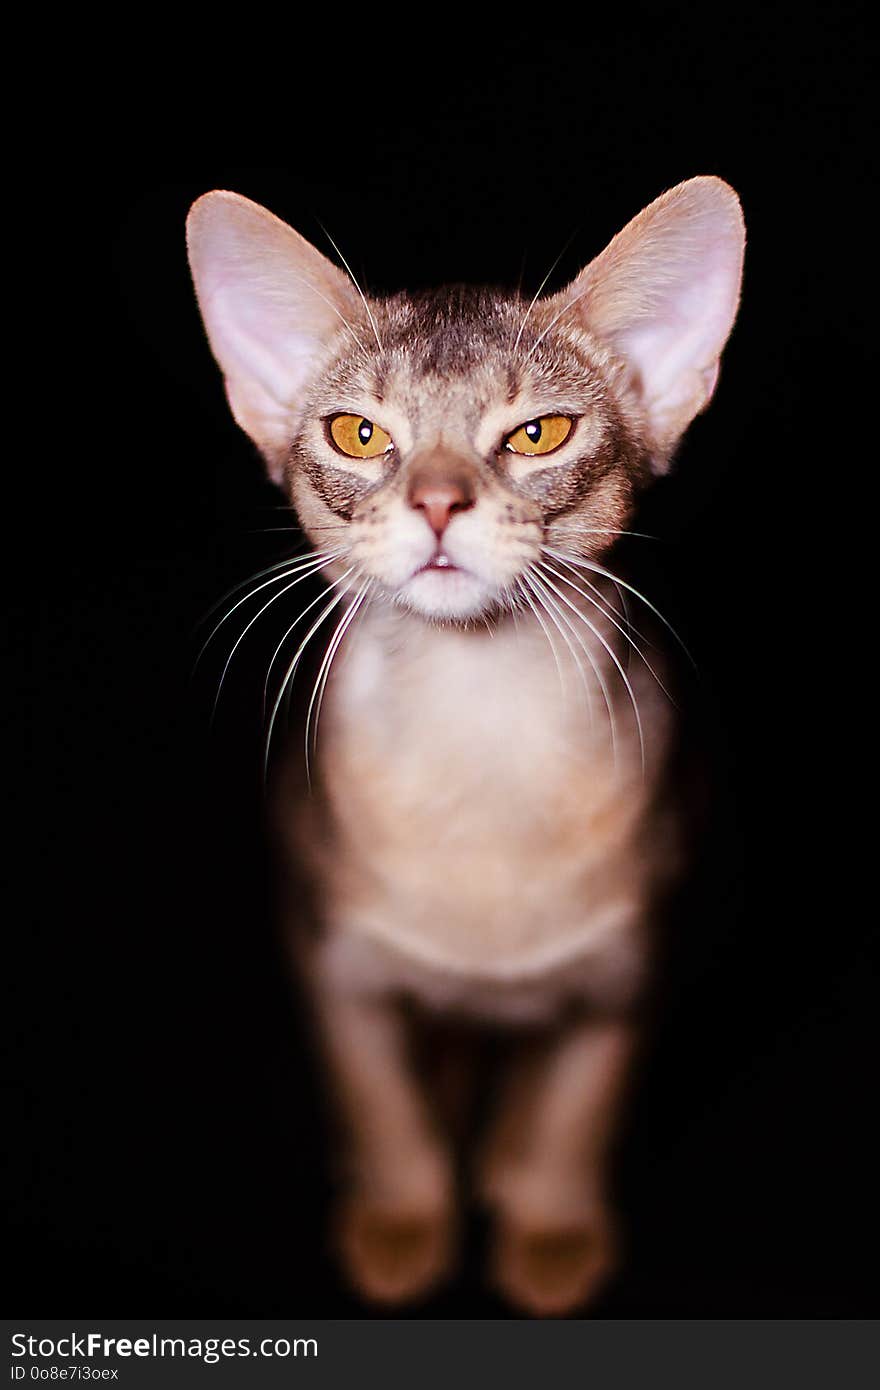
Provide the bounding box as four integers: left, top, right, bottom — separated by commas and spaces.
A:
313, 634, 644, 944
293, 628, 656, 1013
324, 633, 618, 847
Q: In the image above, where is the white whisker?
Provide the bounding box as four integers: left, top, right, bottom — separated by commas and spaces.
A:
533, 562, 645, 775
196, 548, 333, 635
545, 545, 696, 669
541, 554, 675, 705
521, 282, 593, 365
511, 230, 578, 359
515, 574, 569, 700
528, 566, 618, 753
208, 556, 347, 723
305, 579, 372, 786
262, 565, 356, 716
263, 575, 358, 783
550, 525, 659, 542
545, 548, 651, 648
521, 566, 596, 729
506, 585, 522, 635
317, 222, 383, 355
287, 268, 369, 355
195, 548, 346, 682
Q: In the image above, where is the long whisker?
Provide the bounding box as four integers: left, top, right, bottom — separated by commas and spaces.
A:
548, 538, 653, 637
548, 527, 660, 629
209, 554, 348, 725
521, 281, 593, 365
545, 545, 696, 669
317, 220, 383, 355
540, 557, 676, 707
305, 579, 372, 786
196, 549, 326, 632
194, 549, 346, 678
263, 577, 358, 783
511, 228, 579, 359
529, 566, 618, 752
543, 547, 653, 649
262, 565, 356, 717
550, 525, 660, 542
505, 583, 522, 635
546, 544, 657, 651
287, 267, 369, 356
533, 563, 645, 775
520, 567, 595, 728
546, 555, 637, 667
514, 574, 568, 700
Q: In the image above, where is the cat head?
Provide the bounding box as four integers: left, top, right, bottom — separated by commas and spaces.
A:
187, 178, 744, 623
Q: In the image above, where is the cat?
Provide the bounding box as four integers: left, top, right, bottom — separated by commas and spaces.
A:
186, 176, 744, 1315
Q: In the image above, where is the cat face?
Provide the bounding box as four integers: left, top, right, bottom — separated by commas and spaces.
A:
287, 286, 645, 621
187, 179, 744, 624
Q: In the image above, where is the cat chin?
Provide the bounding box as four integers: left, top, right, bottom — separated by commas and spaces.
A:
397, 568, 497, 623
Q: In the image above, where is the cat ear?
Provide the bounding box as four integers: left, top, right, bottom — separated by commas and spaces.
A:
186, 191, 363, 482
556, 176, 745, 472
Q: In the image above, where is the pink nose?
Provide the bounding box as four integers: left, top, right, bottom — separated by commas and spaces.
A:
407, 468, 476, 538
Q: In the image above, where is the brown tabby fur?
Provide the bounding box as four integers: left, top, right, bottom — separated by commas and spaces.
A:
187, 177, 744, 1313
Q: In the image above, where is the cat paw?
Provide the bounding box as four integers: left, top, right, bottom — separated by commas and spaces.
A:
336, 1197, 455, 1305
490, 1211, 617, 1316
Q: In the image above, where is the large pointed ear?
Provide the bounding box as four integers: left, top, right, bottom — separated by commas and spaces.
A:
186, 191, 364, 482
553, 176, 745, 472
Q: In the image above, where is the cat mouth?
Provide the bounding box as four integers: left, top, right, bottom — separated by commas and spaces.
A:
416, 552, 463, 574
401, 553, 494, 620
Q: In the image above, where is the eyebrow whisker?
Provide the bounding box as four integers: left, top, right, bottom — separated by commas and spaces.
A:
317, 220, 384, 355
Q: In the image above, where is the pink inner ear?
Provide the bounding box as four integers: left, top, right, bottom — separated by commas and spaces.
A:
210, 290, 328, 411
620, 254, 740, 401
570, 178, 745, 459
187, 191, 362, 470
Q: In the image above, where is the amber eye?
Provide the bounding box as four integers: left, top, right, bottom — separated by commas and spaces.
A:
504, 415, 573, 456
328, 414, 394, 459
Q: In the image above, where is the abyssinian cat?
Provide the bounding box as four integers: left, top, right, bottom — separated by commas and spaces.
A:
187, 177, 744, 1315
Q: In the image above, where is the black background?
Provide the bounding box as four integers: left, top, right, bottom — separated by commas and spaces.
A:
10, 18, 877, 1316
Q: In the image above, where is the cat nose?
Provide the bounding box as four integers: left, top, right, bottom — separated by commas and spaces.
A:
407, 466, 476, 538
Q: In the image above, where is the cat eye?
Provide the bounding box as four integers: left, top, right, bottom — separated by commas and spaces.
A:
328, 414, 394, 459
504, 415, 573, 457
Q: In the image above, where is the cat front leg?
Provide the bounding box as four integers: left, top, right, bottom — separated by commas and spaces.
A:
307, 965, 457, 1305
478, 1014, 635, 1315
